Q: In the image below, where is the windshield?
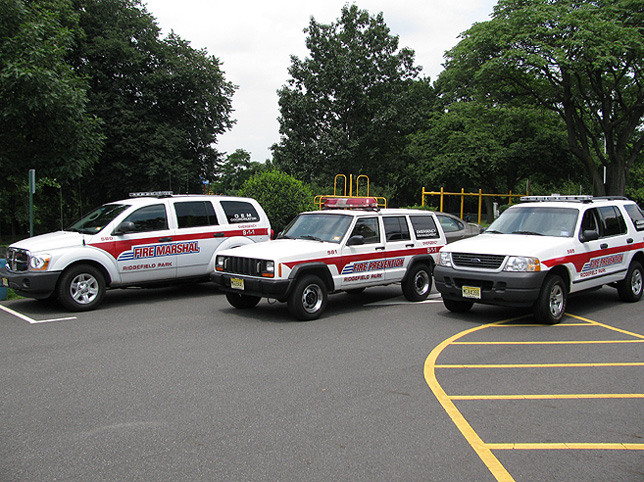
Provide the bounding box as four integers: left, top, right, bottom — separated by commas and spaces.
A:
66, 203, 130, 234
487, 206, 578, 237
280, 213, 353, 243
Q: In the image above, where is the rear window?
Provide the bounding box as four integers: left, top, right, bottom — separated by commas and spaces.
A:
174, 201, 218, 228
410, 215, 439, 239
221, 201, 261, 224
624, 204, 644, 231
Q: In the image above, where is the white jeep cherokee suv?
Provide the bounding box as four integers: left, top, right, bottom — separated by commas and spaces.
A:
1, 193, 270, 311
434, 195, 644, 323
211, 197, 447, 320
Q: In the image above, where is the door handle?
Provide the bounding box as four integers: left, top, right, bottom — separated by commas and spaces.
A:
406, 244, 414, 248
375, 246, 385, 251
213, 232, 225, 238
600, 243, 608, 249
159, 237, 172, 242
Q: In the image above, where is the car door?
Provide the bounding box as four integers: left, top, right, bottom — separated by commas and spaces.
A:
340, 216, 386, 289
382, 215, 414, 282
576, 206, 630, 288
172, 200, 221, 278
114, 203, 177, 283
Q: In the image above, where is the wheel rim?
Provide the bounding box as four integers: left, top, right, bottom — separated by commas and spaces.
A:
301, 283, 323, 314
548, 284, 564, 317
70, 273, 100, 305
414, 270, 430, 296
632, 269, 643, 295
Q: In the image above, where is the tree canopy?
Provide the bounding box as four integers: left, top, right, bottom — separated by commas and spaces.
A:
272, 5, 431, 197
440, 0, 644, 196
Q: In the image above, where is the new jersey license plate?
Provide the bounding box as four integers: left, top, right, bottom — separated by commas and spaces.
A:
230, 277, 244, 290
462, 286, 481, 299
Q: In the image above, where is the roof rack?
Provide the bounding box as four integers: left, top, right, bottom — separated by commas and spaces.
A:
520, 194, 593, 203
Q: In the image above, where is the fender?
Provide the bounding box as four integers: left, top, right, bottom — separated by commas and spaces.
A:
401, 254, 434, 283
47, 245, 120, 285
288, 262, 335, 291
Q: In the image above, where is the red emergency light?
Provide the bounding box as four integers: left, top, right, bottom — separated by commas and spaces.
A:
323, 197, 379, 210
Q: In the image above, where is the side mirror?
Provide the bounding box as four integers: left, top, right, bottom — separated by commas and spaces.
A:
580, 229, 599, 242
347, 235, 365, 246
114, 221, 135, 235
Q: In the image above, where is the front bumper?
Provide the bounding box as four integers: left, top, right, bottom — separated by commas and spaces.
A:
0, 266, 61, 299
434, 266, 547, 308
211, 272, 292, 301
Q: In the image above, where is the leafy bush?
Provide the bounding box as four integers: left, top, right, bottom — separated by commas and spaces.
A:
238, 171, 314, 233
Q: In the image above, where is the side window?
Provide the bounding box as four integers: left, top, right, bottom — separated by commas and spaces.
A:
174, 201, 218, 228
123, 204, 168, 233
220, 201, 260, 224
383, 216, 411, 241
350, 217, 380, 244
580, 209, 599, 233
624, 204, 644, 231
438, 215, 463, 233
410, 215, 439, 239
597, 206, 627, 237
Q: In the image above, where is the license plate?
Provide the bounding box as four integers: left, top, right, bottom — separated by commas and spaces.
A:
462, 286, 481, 299
1, 277, 8, 288
230, 277, 244, 290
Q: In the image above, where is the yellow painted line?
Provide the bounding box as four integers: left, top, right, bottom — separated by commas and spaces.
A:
453, 340, 644, 345
488, 443, 644, 451
568, 313, 644, 339
436, 362, 644, 368
424, 320, 516, 482
451, 393, 644, 400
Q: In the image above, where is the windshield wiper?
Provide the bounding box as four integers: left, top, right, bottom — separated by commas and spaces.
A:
512, 230, 543, 236
277, 234, 294, 239
484, 229, 503, 234
300, 235, 323, 242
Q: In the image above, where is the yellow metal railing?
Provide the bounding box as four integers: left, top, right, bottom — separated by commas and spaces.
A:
421, 187, 527, 224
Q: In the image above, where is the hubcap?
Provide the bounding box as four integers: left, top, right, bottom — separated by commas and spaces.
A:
632, 269, 643, 295
70, 273, 99, 305
414, 270, 430, 295
301, 284, 323, 314
549, 284, 564, 317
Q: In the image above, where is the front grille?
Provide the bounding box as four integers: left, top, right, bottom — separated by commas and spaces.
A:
452, 253, 505, 270
222, 256, 264, 277
6, 248, 29, 272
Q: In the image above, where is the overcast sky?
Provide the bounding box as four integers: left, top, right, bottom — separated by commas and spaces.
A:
143, 0, 498, 162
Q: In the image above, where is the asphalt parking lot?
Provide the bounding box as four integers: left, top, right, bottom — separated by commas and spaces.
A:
1, 283, 643, 482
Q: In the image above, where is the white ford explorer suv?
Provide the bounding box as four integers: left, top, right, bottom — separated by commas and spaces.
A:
434, 195, 644, 323
211, 197, 447, 320
1, 193, 270, 311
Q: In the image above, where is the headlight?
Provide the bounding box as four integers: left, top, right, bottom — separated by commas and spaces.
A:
215, 256, 225, 271
438, 251, 452, 267
504, 256, 541, 272
29, 254, 51, 271
260, 260, 274, 278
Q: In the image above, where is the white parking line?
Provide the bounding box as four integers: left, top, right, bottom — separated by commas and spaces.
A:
0, 304, 77, 324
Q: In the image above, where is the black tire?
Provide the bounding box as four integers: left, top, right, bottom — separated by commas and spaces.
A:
443, 298, 474, 313
534, 274, 566, 324
617, 261, 643, 302
57, 264, 106, 312
288, 275, 328, 321
225, 292, 261, 309
402, 263, 432, 301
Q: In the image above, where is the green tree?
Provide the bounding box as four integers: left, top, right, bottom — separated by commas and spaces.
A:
441, 0, 644, 196
273, 5, 428, 194
213, 149, 267, 195
0, 0, 103, 235
238, 171, 314, 233
72, 0, 236, 203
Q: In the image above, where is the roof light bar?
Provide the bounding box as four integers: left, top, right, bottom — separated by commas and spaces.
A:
323, 197, 379, 209
521, 195, 593, 202
129, 191, 174, 198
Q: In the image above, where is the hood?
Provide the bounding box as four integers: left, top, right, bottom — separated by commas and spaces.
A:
219, 238, 339, 261
10, 231, 87, 253
442, 232, 571, 257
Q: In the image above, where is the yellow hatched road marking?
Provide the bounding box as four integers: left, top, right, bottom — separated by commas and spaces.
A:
424, 313, 644, 482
